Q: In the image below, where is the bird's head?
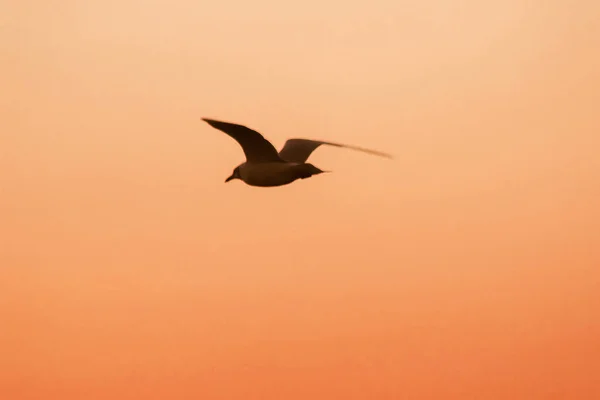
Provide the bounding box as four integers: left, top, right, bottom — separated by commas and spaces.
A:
225, 166, 241, 183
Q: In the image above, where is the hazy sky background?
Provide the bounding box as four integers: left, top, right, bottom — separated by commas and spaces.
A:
2, 1, 599, 399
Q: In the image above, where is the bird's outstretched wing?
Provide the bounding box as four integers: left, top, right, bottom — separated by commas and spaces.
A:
278, 138, 393, 163
202, 118, 283, 163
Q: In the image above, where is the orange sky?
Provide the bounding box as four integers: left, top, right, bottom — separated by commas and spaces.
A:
2, 1, 599, 399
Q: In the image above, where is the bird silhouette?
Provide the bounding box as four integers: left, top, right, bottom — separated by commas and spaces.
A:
202, 118, 392, 187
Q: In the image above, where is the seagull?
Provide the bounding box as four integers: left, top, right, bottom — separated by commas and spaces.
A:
202, 118, 392, 187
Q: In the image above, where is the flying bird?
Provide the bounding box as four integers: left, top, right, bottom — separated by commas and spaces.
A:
202, 118, 392, 187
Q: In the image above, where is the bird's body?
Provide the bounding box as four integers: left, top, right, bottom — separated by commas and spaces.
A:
201, 118, 392, 187
236, 161, 322, 187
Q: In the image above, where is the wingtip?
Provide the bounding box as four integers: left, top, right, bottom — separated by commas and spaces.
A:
373, 149, 394, 160
202, 118, 222, 128
368, 150, 395, 160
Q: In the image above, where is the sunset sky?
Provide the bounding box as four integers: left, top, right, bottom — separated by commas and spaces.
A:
2, 1, 599, 399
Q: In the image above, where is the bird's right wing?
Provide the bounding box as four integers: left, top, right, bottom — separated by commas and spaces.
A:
278, 138, 393, 163
202, 118, 283, 163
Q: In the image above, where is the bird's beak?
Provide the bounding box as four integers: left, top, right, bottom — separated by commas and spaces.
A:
225, 174, 235, 183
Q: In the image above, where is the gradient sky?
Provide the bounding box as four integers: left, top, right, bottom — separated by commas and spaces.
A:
2, 1, 600, 399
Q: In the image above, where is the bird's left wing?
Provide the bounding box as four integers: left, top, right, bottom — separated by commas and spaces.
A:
278, 138, 393, 163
